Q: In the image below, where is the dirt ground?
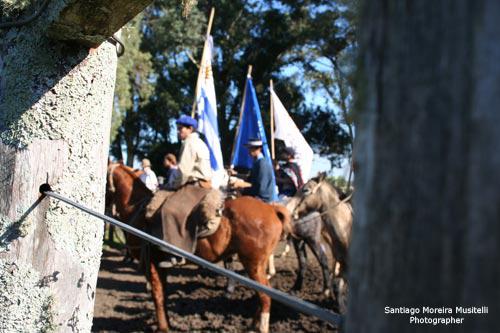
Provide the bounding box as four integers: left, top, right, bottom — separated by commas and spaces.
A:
92, 241, 339, 333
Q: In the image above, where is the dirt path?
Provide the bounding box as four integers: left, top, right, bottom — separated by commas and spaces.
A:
92, 244, 338, 332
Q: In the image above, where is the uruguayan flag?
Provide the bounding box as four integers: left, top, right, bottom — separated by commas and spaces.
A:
195, 36, 224, 187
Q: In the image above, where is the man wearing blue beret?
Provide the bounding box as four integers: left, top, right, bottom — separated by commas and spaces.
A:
155, 114, 213, 267
169, 115, 212, 189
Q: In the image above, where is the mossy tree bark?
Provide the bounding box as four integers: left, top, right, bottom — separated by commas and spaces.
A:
0, 0, 141, 331
348, 1, 500, 332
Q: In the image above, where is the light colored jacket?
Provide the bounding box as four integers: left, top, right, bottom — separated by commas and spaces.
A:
139, 167, 158, 192
171, 132, 212, 189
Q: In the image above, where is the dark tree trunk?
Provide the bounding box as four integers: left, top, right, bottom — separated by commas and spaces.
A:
348, 1, 500, 332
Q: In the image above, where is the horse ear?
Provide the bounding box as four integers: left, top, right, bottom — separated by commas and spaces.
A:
318, 172, 327, 182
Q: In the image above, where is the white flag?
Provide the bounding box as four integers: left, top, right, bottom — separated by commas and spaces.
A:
195, 36, 224, 188
271, 89, 314, 181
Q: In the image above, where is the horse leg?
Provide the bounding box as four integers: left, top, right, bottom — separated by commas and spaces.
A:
305, 238, 332, 297
241, 259, 271, 333
277, 237, 291, 257
291, 238, 307, 291
332, 257, 349, 313
267, 254, 276, 279
149, 261, 169, 333
224, 256, 236, 295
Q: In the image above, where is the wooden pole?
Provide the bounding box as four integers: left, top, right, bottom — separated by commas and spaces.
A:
270, 79, 275, 159
206, 7, 215, 39
230, 65, 252, 166
191, 7, 215, 117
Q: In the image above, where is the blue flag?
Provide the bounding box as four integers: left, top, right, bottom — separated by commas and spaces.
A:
231, 77, 278, 201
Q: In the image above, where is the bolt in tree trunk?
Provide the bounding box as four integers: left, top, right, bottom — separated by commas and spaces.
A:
348, 1, 500, 332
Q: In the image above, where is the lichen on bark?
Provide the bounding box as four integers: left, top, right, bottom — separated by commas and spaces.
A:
0, 260, 58, 332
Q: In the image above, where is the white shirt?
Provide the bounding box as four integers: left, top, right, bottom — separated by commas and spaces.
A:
139, 167, 158, 192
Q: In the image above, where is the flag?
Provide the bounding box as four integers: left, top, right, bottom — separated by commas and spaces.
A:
271, 88, 314, 181
231, 76, 278, 201
194, 36, 224, 187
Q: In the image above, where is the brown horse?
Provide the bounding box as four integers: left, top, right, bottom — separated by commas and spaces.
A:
286, 173, 353, 312
106, 163, 291, 333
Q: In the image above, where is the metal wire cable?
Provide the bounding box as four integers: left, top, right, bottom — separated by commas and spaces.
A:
40, 185, 343, 327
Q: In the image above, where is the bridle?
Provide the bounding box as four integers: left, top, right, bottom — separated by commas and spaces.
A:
292, 180, 353, 223
106, 163, 151, 221
106, 163, 152, 251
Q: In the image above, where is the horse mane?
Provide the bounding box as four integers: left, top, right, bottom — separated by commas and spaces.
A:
317, 177, 354, 212
117, 164, 142, 178
113, 163, 151, 194
306, 175, 340, 202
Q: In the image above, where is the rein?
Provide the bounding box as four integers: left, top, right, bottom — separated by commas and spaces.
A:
127, 197, 151, 227
108, 164, 152, 249
317, 192, 353, 218
292, 180, 354, 224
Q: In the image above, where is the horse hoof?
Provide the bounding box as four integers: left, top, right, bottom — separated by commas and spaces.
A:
323, 289, 331, 298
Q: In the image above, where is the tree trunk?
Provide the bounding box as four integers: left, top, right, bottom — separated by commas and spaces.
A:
348, 1, 499, 332
0, 3, 117, 332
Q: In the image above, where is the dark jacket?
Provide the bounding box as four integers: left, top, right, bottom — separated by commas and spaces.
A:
244, 155, 275, 203
276, 161, 304, 197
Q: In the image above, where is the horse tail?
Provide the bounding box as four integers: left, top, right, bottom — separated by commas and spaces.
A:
271, 203, 295, 238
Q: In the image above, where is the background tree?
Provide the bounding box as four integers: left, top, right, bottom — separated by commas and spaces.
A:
348, 1, 499, 331
111, 0, 206, 169
111, 0, 355, 173
111, 14, 155, 165
301, 0, 357, 180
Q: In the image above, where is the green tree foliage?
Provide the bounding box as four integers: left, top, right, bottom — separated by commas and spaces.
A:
111, 0, 356, 172
111, 14, 155, 165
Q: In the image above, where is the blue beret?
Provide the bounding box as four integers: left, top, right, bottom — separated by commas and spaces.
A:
176, 115, 198, 129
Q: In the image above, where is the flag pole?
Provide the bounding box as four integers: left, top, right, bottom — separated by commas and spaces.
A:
191, 7, 215, 117
270, 79, 275, 160
230, 65, 252, 167
205, 7, 215, 39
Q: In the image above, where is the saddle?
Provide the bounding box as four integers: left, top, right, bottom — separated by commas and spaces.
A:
193, 189, 225, 238
145, 187, 224, 239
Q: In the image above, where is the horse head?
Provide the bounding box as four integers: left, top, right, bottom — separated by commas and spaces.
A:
287, 172, 340, 219
105, 162, 151, 218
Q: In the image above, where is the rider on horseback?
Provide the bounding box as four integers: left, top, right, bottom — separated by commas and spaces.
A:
170, 115, 213, 190
231, 138, 275, 203
149, 115, 214, 268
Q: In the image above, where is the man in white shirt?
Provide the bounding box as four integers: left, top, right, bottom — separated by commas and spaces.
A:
139, 158, 158, 192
